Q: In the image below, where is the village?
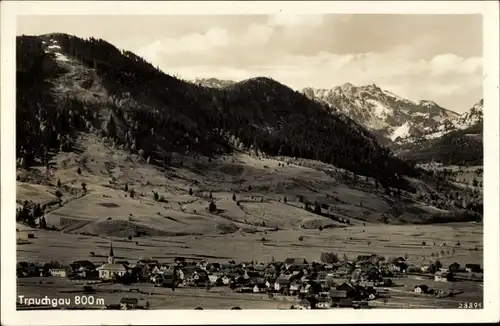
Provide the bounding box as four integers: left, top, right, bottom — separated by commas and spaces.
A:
17, 241, 483, 310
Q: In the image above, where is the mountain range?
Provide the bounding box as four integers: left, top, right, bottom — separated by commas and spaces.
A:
192, 78, 482, 147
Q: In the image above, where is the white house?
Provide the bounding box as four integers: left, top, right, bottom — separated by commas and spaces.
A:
49, 266, 71, 277
434, 271, 450, 282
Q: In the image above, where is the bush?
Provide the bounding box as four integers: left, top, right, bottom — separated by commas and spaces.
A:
314, 202, 321, 214
318, 226, 323, 231
320, 252, 339, 263
128, 235, 132, 240
421, 241, 426, 246
298, 236, 304, 242
208, 201, 217, 213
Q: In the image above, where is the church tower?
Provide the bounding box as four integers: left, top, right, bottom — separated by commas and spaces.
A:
108, 242, 115, 264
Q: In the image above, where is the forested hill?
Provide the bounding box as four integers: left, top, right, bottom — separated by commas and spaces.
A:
16, 33, 418, 190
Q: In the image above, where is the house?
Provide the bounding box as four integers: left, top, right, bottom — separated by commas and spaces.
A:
414, 285, 430, 294
284, 258, 307, 269
249, 277, 266, 287
72, 260, 96, 270
420, 265, 430, 273
392, 257, 406, 264
434, 271, 453, 282
298, 299, 312, 310
338, 298, 354, 308
329, 289, 348, 303
356, 255, 373, 262
159, 273, 177, 288
70, 260, 97, 279
289, 282, 301, 294
49, 266, 72, 277
274, 275, 292, 292
465, 264, 481, 273
120, 298, 138, 310
254, 263, 266, 272
336, 262, 354, 275
208, 274, 222, 285
316, 297, 332, 309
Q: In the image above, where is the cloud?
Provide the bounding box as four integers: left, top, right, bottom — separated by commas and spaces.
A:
136, 27, 230, 61
242, 23, 274, 46
131, 15, 482, 112
430, 54, 482, 76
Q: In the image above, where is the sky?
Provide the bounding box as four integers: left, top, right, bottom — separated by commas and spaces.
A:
17, 14, 483, 113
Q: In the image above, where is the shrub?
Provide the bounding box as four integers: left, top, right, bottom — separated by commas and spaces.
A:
298, 236, 304, 242
320, 252, 339, 263
314, 202, 321, 214
208, 200, 217, 213
421, 241, 426, 246
128, 235, 132, 240
318, 226, 323, 231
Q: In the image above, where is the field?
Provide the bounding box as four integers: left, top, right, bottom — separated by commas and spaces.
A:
16, 133, 483, 309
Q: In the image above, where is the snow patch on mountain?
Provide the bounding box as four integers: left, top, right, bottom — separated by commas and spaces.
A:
390, 122, 411, 141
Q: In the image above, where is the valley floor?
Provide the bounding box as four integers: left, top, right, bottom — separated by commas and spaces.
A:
15, 133, 483, 309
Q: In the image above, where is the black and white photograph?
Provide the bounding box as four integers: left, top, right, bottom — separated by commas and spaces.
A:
1, 1, 499, 325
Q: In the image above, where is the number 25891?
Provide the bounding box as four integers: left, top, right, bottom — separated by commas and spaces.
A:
458, 302, 482, 309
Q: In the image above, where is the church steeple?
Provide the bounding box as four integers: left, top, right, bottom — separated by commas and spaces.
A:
108, 242, 115, 264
